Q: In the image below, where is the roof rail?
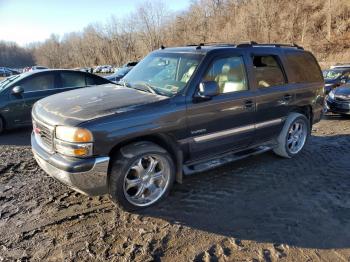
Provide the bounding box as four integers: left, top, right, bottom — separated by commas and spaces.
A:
187, 42, 235, 49
236, 41, 304, 50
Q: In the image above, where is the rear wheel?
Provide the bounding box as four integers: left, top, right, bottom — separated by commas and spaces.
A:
109, 141, 175, 211
273, 113, 309, 158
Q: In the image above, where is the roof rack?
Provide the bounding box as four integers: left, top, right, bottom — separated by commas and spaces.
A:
187, 42, 235, 49
236, 42, 304, 50
185, 41, 304, 50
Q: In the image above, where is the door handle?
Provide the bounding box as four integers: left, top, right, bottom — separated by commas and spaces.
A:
244, 100, 254, 108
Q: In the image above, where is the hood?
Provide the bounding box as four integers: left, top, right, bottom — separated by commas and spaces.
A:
333, 85, 350, 101
33, 84, 167, 126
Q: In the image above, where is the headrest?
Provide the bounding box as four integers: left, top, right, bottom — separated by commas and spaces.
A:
222, 63, 231, 74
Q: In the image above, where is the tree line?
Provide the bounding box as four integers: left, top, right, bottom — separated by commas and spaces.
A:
1, 0, 350, 68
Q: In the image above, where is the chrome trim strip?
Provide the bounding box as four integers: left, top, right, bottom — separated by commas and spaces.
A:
255, 118, 283, 129
193, 124, 255, 142
191, 117, 284, 143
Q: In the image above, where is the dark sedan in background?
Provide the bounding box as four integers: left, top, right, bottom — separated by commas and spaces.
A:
105, 66, 133, 82
323, 68, 350, 94
326, 84, 350, 116
0, 69, 113, 133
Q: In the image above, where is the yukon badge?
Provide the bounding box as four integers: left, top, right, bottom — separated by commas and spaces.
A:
191, 129, 207, 135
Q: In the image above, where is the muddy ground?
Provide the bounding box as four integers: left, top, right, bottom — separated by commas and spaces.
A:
0, 115, 350, 262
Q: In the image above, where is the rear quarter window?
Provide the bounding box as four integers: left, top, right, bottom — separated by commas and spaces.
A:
285, 52, 323, 83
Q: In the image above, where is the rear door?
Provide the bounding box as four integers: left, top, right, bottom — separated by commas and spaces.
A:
57, 71, 87, 92
186, 51, 257, 160
248, 51, 291, 143
8, 72, 58, 125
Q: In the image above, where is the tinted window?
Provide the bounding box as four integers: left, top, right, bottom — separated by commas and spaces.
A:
253, 55, 286, 88
86, 76, 96, 86
203, 56, 248, 94
60, 72, 85, 88
285, 52, 323, 83
20, 74, 55, 92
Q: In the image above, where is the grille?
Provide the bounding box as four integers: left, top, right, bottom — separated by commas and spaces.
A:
33, 119, 54, 151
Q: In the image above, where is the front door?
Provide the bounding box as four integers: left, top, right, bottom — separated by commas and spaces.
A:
186, 52, 256, 160
8, 72, 58, 125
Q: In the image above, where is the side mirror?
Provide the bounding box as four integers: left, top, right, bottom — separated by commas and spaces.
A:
194, 81, 220, 101
12, 86, 24, 95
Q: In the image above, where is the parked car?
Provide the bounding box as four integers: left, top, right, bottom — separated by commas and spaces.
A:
31, 43, 324, 211
105, 66, 133, 82
325, 84, 350, 116
7, 68, 21, 75
0, 69, 113, 133
0, 67, 12, 77
101, 66, 113, 73
323, 68, 350, 93
30, 66, 49, 71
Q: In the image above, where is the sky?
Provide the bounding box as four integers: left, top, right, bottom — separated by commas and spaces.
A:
0, 0, 191, 46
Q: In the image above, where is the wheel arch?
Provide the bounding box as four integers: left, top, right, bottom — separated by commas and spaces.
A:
108, 133, 184, 184
292, 105, 313, 132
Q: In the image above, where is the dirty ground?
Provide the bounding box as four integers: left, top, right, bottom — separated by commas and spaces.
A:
0, 115, 350, 261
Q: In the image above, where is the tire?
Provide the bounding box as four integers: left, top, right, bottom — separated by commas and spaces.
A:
109, 141, 175, 211
273, 113, 310, 158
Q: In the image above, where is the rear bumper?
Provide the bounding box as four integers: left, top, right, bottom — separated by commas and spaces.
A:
32, 133, 110, 196
326, 98, 350, 114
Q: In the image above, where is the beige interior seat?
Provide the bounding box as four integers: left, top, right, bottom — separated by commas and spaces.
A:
215, 63, 245, 93
181, 65, 196, 83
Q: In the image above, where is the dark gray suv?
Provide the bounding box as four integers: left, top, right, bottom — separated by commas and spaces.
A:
31, 43, 325, 210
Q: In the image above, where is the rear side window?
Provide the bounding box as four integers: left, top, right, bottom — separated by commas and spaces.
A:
285, 52, 323, 83
60, 72, 85, 88
20, 74, 55, 92
253, 55, 286, 88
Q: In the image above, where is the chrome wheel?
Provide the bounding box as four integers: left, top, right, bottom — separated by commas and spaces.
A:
286, 120, 307, 154
123, 154, 171, 207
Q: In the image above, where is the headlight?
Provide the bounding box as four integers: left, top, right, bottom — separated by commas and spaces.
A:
55, 126, 93, 157
328, 90, 335, 100
56, 126, 93, 143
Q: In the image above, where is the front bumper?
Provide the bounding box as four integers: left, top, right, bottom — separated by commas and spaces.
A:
32, 133, 110, 196
326, 98, 350, 114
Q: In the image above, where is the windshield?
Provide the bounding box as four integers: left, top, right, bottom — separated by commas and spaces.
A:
0, 75, 20, 91
323, 70, 343, 80
123, 52, 203, 97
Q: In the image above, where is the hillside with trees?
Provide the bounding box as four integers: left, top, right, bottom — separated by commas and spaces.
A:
2, 0, 349, 68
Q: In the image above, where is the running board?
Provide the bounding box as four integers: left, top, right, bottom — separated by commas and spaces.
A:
183, 146, 272, 175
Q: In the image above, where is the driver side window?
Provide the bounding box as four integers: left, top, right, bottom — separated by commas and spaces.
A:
20, 74, 55, 92
203, 56, 248, 94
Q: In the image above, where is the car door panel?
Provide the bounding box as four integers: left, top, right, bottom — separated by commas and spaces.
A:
9, 72, 58, 125
185, 52, 257, 160
249, 52, 292, 143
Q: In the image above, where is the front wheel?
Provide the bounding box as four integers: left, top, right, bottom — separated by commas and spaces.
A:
109, 141, 175, 211
273, 113, 310, 158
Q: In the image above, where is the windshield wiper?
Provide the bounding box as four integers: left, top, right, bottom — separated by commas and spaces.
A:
119, 80, 159, 95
